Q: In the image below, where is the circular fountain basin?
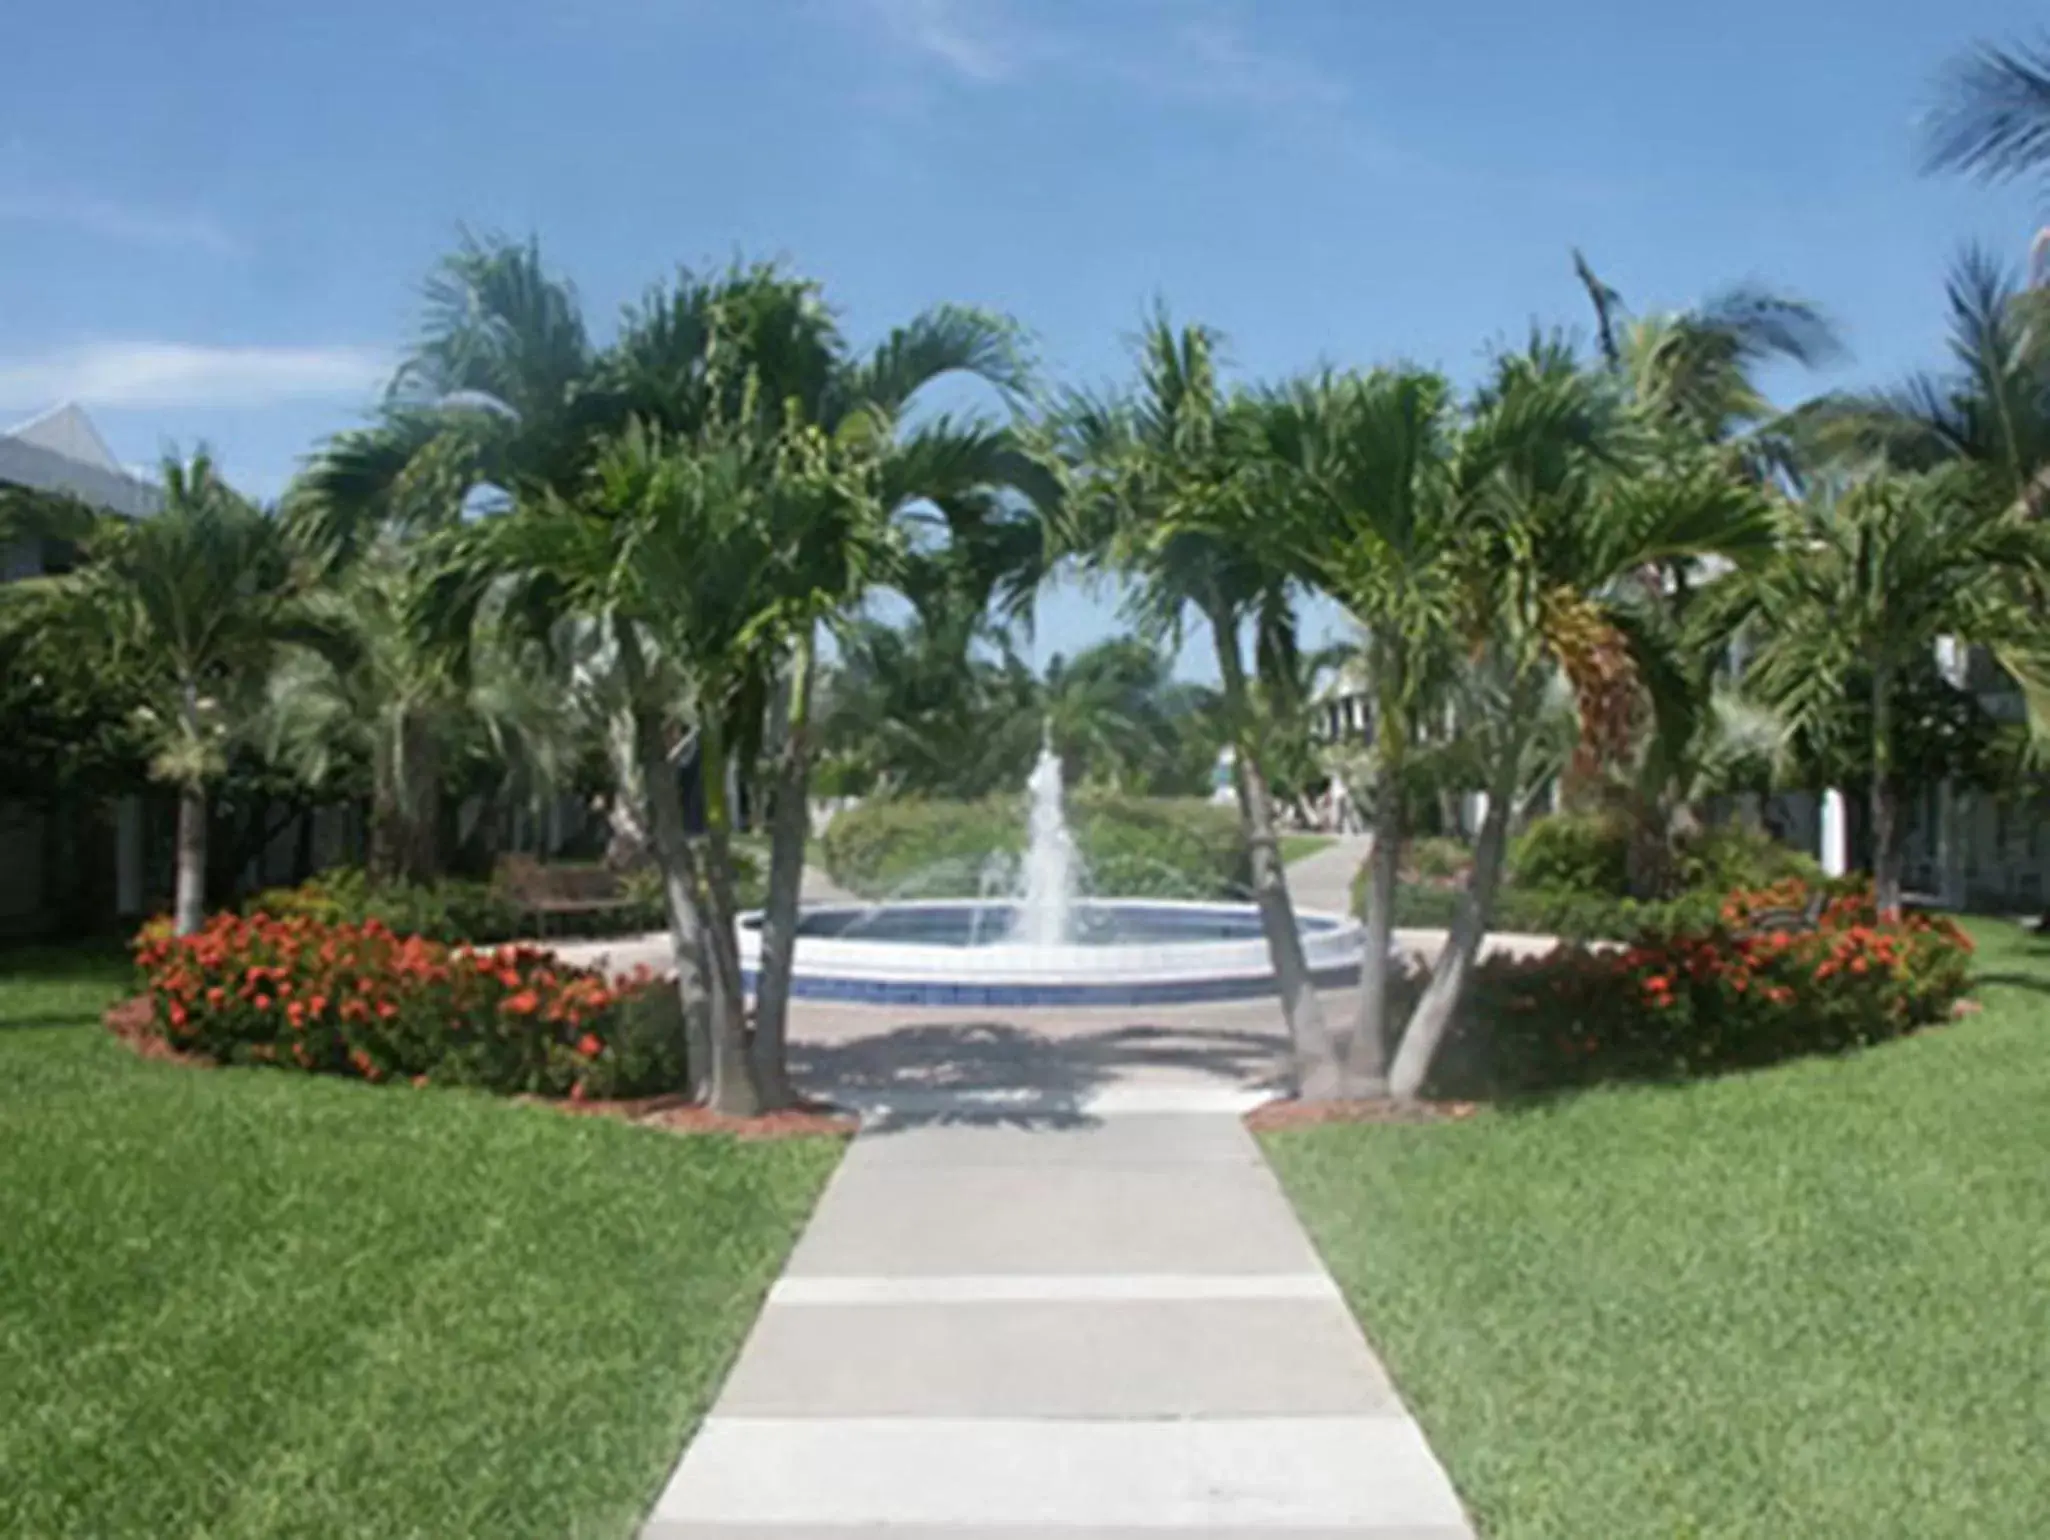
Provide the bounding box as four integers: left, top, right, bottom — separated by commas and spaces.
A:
738, 898, 1364, 1007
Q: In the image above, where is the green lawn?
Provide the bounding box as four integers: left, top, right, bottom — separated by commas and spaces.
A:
1264, 918, 2050, 1538
1281, 832, 1336, 864
0, 946, 840, 1539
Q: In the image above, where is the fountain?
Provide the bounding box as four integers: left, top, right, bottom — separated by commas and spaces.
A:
735, 736, 1364, 1007
1013, 735, 1078, 946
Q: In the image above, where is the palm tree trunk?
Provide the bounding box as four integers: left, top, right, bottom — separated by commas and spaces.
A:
696, 711, 760, 1116
614, 622, 714, 1100
1348, 746, 1401, 1095
1871, 658, 1903, 921
1388, 699, 1533, 1102
751, 633, 817, 1110
173, 784, 208, 936
1210, 609, 1340, 1098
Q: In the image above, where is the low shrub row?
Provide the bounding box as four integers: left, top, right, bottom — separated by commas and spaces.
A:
820, 793, 1249, 900
1409, 879, 1974, 1096
1358, 815, 1824, 941
134, 912, 688, 1100
244, 857, 774, 946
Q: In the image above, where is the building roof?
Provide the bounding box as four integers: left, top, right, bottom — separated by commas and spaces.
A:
0, 404, 160, 519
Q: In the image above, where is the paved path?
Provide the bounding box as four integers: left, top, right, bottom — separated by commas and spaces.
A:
640, 1091, 1473, 1535
1286, 832, 1374, 915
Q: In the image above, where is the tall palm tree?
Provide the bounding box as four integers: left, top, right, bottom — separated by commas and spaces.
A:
1720, 466, 2050, 919
1385, 343, 1779, 1100
1054, 312, 1343, 1096
14, 454, 309, 933
326, 238, 1042, 1109
1259, 367, 1467, 1093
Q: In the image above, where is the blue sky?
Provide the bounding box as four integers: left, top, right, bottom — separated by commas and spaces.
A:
3, 0, 2045, 674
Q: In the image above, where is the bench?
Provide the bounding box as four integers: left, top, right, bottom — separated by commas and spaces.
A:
1734, 889, 1827, 938
495, 856, 637, 937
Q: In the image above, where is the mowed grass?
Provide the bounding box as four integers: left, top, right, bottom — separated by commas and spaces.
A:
1263, 918, 2050, 1538
0, 945, 840, 1539
1280, 832, 1336, 864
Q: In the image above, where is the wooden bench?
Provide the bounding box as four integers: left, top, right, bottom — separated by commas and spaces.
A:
1734, 889, 1827, 938
495, 856, 637, 937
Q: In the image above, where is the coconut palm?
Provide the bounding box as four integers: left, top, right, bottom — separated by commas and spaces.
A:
1053, 312, 1343, 1096
1718, 466, 2050, 919
13, 453, 309, 933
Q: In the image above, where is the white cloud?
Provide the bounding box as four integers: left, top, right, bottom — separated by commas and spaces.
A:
0, 342, 393, 410
860, 0, 1045, 83
0, 190, 241, 257
1139, 17, 1348, 111
856, 2, 1350, 123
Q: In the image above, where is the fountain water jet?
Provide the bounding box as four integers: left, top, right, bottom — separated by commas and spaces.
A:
1012, 734, 1078, 946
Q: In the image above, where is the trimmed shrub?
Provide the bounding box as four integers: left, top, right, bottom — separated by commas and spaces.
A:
1508, 811, 1629, 895
1410, 879, 1973, 1096
1367, 815, 1828, 942
1406, 836, 1472, 883
134, 912, 686, 1100
819, 793, 1249, 900
244, 860, 737, 946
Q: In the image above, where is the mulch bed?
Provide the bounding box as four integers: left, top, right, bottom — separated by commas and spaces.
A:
104, 996, 855, 1141
1245, 1095, 1478, 1131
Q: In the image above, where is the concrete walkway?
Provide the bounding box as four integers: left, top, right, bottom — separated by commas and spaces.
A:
640, 1096, 1473, 1537
1287, 833, 1374, 915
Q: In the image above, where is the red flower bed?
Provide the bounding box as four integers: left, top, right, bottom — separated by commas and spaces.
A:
1426, 880, 1974, 1095
133, 912, 688, 1100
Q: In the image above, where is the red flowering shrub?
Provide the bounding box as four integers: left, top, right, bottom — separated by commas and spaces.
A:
132, 912, 687, 1100
1416, 879, 1974, 1096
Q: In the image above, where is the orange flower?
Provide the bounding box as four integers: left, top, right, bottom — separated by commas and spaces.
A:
577, 1032, 603, 1058
500, 990, 541, 1017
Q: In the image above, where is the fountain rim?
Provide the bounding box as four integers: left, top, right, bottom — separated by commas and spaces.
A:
736, 896, 1365, 1008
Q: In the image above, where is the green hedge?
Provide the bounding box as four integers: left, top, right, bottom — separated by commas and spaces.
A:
819, 794, 1249, 901
1357, 816, 1824, 941
247, 857, 765, 946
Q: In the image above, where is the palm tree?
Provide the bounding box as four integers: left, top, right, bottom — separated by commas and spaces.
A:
1806, 248, 2050, 516
1924, 36, 2050, 195
1041, 637, 1218, 795
1385, 343, 1778, 1100
324, 238, 1042, 1109
1054, 312, 1343, 1096
1720, 466, 2050, 919
14, 453, 308, 933
1259, 367, 1467, 1093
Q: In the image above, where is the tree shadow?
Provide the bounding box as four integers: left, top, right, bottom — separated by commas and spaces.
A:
790, 1017, 1289, 1133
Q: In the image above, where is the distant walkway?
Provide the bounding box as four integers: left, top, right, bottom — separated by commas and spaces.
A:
639, 1098, 1473, 1536
1286, 832, 1371, 914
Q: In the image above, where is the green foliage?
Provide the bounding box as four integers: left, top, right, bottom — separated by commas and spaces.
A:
1362, 814, 1822, 941
819, 793, 1248, 900
248, 868, 521, 944
1508, 812, 1631, 895
1405, 836, 1472, 882
1675, 821, 1824, 893
137, 912, 686, 1100
245, 860, 728, 944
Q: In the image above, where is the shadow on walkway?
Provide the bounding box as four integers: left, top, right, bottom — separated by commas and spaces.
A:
790, 1018, 1288, 1132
